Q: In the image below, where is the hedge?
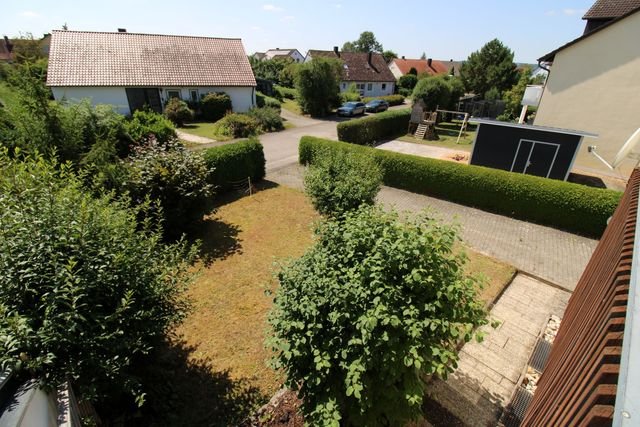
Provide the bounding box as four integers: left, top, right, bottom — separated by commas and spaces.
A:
275, 85, 298, 100
299, 136, 622, 237
256, 92, 282, 111
202, 138, 266, 191
362, 94, 405, 106
337, 109, 411, 146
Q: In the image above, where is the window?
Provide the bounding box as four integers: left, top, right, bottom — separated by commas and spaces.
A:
342, 83, 346, 89
382, 83, 387, 90
167, 90, 181, 100
189, 89, 198, 102
356, 83, 365, 90
367, 83, 372, 91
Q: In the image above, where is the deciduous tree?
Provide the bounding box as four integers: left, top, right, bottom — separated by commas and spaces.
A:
459, 39, 518, 98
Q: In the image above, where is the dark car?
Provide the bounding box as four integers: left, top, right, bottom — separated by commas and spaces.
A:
365, 99, 389, 113
337, 102, 366, 116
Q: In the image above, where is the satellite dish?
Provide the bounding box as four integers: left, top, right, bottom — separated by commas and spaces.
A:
612, 127, 640, 168
588, 127, 640, 170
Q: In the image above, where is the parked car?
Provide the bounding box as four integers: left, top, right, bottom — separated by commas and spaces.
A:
365, 99, 389, 113
337, 102, 366, 116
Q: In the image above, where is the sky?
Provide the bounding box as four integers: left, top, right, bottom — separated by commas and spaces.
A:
1, 0, 595, 63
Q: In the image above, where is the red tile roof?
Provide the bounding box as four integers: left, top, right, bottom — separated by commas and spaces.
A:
583, 0, 640, 19
47, 30, 256, 87
307, 50, 395, 82
391, 58, 448, 76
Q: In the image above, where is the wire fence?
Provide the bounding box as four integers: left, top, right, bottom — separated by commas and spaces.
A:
227, 176, 256, 196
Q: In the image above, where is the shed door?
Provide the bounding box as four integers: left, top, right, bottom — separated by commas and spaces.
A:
125, 88, 162, 114
511, 140, 560, 179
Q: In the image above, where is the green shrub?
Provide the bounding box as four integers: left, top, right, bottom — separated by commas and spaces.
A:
0, 151, 195, 404
340, 83, 361, 104
212, 113, 261, 138
412, 76, 452, 111
163, 98, 194, 127
268, 205, 487, 426
278, 64, 300, 88
299, 137, 622, 237
202, 138, 266, 191
336, 109, 410, 145
275, 84, 298, 100
398, 74, 418, 91
125, 109, 177, 144
124, 141, 214, 238
361, 94, 405, 106
304, 149, 382, 216
295, 58, 342, 117
201, 92, 232, 122
398, 87, 412, 97
247, 107, 284, 132
256, 92, 282, 112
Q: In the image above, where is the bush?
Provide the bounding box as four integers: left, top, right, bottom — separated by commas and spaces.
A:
304, 149, 382, 216
299, 137, 622, 237
361, 94, 405, 106
398, 74, 418, 91
412, 76, 452, 111
212, 113, 261, 138
201, 92, 232, 122
0, 151, 195, 404
202, 138, 266, 192
339, 83, 361, 104
247, 107, 284, 132
295, 58, 342, 117
268, 205, 487, 426
275, 84, 298, 100
163, 98, 194, 127
337, 109, 411, 145
398, 87, 412, 97
125, 109, 177, 144
256, 92, 282, 112
124, 141, 214, 238
278, 64, 300, 89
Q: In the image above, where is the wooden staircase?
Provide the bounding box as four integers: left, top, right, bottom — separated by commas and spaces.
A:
414, 123, 428, 139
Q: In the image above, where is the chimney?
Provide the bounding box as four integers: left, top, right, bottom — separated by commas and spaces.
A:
333, 46, 339, 57
3, 36, 12, 52
117, 28, 127, 33
427, 58, 432, 67
368, 51, 373, 65
402, 55, 405, 60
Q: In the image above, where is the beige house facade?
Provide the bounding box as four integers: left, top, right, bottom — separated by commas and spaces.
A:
535, 6, 640, 178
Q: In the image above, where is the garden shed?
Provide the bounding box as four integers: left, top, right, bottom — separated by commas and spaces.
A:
469, 119, 597, 180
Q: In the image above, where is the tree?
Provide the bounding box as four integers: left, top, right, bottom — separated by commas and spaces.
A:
0, 151, 196, 404
295, 57, 342, 117
382, 50, 397, 63
459, 39, 518, 98
304, 150, 382, 216
408, 67, 418, 76
342, 31, 383, 53
420, 52, 427, 60
398, 74, 418, 91
501, 67, 533, 121
249, 56, 293, 84
11, 33, 46, 63
412, 76, 452, 111
268, 205, 487, 426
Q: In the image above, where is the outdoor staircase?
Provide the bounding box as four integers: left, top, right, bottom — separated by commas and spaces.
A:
414, 123, 428, 139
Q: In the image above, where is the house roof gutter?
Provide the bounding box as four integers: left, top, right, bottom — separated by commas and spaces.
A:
613, 181, 640, 426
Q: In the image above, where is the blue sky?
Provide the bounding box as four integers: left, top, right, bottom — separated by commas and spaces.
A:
2, 0, 595, 63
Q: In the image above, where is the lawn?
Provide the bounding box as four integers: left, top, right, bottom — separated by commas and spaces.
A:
281, 98, 303, 115
399, 120, 478, 151
164, 185, 514, 424
180, 121, 231, 141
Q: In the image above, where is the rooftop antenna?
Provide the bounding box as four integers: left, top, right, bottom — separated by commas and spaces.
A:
588, 127, 640, 170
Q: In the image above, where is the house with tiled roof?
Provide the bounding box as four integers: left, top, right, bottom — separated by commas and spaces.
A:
534, 0, 640, 178
305, 48, 395, 97
388, 57, 448, 79
47, 30, 256, 115
258, 48, 304, 63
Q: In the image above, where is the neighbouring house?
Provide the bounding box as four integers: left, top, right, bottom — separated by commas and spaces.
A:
534, 0, 640, 178
436, 59, 463, 77
305, 47, 395, 97
0, 36, 13, 62
388, 57, 448, 79
253, 48, 304, 63
47, 30, 256, 115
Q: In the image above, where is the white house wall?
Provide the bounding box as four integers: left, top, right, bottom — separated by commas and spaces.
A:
339, 81, 395, 97
389, 62, 404, 79
51, 86, 255, 115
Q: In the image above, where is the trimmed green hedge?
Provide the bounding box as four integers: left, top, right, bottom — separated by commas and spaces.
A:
337, 109, 411, 146
202, 138, 266, 191
362, 94, 405, 106
256, 92, 282, 111
275, 85, 298, 100
299, 136, 622, 237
